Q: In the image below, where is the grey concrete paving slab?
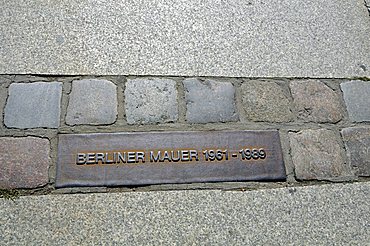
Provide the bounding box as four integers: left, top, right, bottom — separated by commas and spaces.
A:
0, 182, 369, 245
0, 0, 369, 77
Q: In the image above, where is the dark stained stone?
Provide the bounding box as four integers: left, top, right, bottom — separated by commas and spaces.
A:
342, 127, 370, 176
341, 80, 370, 122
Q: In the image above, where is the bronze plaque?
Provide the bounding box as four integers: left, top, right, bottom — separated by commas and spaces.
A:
56, 130, 286, 187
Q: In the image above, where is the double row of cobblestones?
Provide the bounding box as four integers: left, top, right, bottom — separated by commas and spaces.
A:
2, 77, 370, 127
0, 76, 369, 190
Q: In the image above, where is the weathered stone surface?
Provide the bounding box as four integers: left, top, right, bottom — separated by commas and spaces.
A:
1, 1, 369, 78
0, 137, 50, 188
1, 183, 369, 245
125, 78, 178, 124
184, 78, 238, 123
289, 129, 354, 181
341, 80, 370, 122
4, 82, 62, 128
241, 81, 294, 122
290, 80, 343, 123
66, 79, 117, 125
342, 127, 370, 177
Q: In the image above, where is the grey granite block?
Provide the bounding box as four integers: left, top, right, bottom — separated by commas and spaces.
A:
290, 80, 343, 123
241, 81, 294, 123
0, 182, 369, 245
342, 127, 370, 177
66, 79, 117, 125
0, 137, 50, 188
184, 78, 238, 123
4, 82, 62, 128
125, 78, 178, 124
341, 80, 370, 122
0, 0, 369, 78
289, 129, 354, 181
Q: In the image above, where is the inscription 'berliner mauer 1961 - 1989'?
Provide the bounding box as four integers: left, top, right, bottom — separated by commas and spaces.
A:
56, 130, 286, 187
75, 148, 266, 165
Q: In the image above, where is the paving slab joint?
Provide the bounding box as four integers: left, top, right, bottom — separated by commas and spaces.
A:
0, 83, 10, 129
59, 81, 71, 129
364, 0, 370, 16
278, 129, 296, 182
0, 188, 20, 200
176, 79, 187, 124
116, 79, 127, 125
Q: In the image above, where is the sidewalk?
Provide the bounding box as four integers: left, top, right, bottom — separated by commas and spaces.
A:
1, 182, 369, 245
1, 0, 369, 77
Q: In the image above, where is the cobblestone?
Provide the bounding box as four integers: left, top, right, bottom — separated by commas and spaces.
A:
241, 81, 294, 123
66, 79, 117, 125
342, 127, 370, 176
0, 137, 50, 188
4, 82, 62, 128
289, 129, 354, 181
184, 78, 238, 123
125, 78, 178, 124
341, 80, 370, 122
290, 80, 343, 123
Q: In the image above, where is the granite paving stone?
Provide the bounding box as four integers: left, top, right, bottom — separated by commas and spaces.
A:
66, 79, 118, 125
4, 82, 62, 128
0, 182, 369, 245
183, 78, 238, 123
241, 81, 294, 123
342, 127, 370, 176
290, 80, 343, 123
341, 80, 370, 122
0, 0, 369, 77
289, 129, 354, 181
125, 78, 178, 124
0, 137, 50, 189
